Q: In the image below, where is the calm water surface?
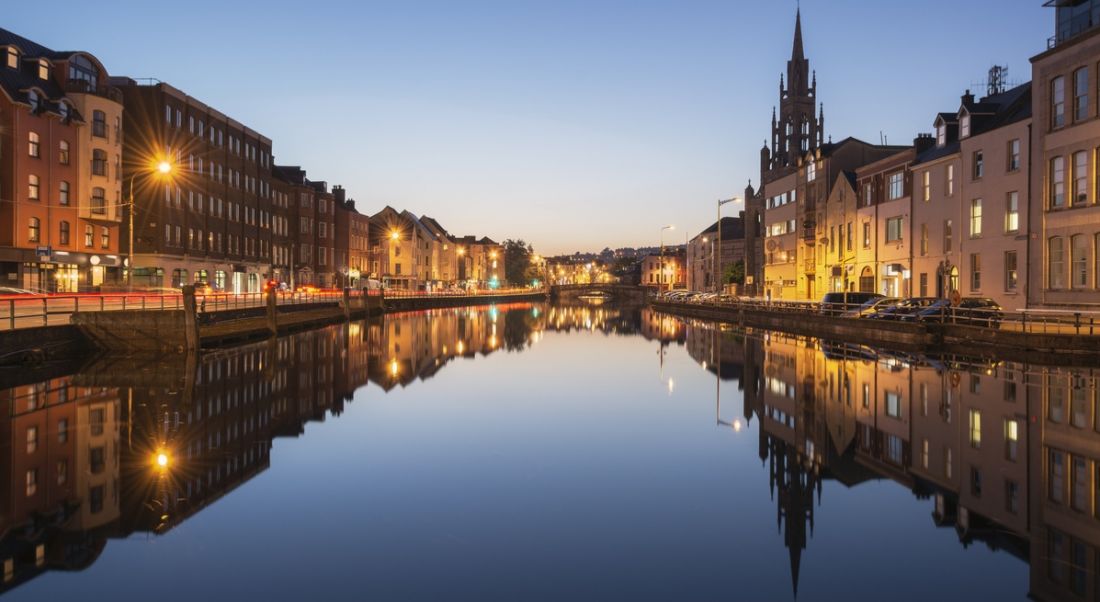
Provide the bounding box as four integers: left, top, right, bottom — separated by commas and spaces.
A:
0, 302, 1092, 601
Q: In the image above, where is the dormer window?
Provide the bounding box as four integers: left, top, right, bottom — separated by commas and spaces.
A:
58, 101, 69, 120
936, 124, 946, 146
26, 90, 39, 112
5, 48, 18, 69
68, 55, 98, 89
960, 113, 971, 139
37, 59, 50, 81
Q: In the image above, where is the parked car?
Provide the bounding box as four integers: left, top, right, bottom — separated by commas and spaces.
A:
843, 297, 899, 318
870, 297, 939, 321
820, 292, 883, 316
898, 299, 953, 323
955, 297, 1004, 328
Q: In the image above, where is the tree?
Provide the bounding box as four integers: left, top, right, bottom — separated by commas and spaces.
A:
502, 239, 534, 286
724, 260, 745, 285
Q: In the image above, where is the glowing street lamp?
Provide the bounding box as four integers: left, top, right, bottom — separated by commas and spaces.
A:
660, 224, 674, 292
716, 197, 740, 293
128, 159, 174, 291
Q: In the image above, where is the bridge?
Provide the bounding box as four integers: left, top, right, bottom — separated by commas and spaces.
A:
549, 283, 649, 304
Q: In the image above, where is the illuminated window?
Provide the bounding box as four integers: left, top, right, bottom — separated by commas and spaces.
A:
1005, 191, 1019, 232
25, 469, 36, 497
28, 131, 39, 157
27, 217, 40, 242
968, 408, 981, 448
969, 199, 982, 237
1004, 419, 1018, 461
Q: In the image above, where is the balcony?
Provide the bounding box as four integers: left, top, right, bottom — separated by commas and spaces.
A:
64, 80, 123, 103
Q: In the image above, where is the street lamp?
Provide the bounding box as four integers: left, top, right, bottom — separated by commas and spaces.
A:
660, 224, 674, 293
128, 160, 174, 291
716, 197, 740, 293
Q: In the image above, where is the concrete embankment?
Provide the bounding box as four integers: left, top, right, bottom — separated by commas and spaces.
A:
0, 289, 549, 360
652, 301, 1100, 362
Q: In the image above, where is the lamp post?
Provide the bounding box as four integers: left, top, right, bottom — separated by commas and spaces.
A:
716, 197, 739, 294
659, 224, 674, 292
128, 160, 173, 291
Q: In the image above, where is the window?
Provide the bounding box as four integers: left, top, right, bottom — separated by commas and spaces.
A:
59, 221, 69, 245
92, 149, 107, 176
1005, 191, 1019, 232
28, 132, 39, 157
885, 391, 901, 418
1004, 419, 1019, 461
68, 54, 97, 88
969, 409, 981, 448
946, 164, 955, 196
25, 469, 36, 497
57, 460, 67, 486
92, 110, 106, 137
970, 467, 983, 497
84, 224, 93, 247
92, 187, 106, 214
1050, 236, 1066, 289
862, 222, 871, 248
886, 217, 903, 243
960, 113, 971, 138
27, 90, 39, 112
1005, 251, 1018, 291
59, 181, 69, 206
1008, 139, 1021, 171
1053, 75, 1066, 129
27, 218, 40, 242
919, 273, 928, 296
36, 59, 49, 80
806, 161, 816, 182
58, 140, 70, 165
887, 172, 904, 200
57, 418, 68, 443
26, 426, 37, 453
6, 47, 17, 69
863, 182, 873, 206
1072, 457, 1089, 511
936, 123, 946, 146
969, 199, 982, 237
970, 253, 981, 290
1072, 234, 1089, 288
100, 227, 109, 249
1072, 151, 1088, 205
972, 150, 983, 179
1051, 156, 1066, 208
944, 220, 953, 252
1074, 67, 1089, 121
920, 223, 928, 256
921, 171, 930, 202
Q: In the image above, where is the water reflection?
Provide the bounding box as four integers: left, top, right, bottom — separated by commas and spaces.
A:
0, 303, 1093, 599
683, 319, 1098, 600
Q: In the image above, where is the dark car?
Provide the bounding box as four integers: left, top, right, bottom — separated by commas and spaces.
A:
901, 299, 953, 323
820, 292, 883, 316
954, 297, 1004, 328
872, 297, 939, 321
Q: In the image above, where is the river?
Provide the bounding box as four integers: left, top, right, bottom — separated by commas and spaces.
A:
0, 301, 1092, 601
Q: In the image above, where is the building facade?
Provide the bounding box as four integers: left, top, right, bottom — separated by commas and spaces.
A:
0, 30, 124, 292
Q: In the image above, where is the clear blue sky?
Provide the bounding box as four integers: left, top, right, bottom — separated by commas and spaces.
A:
6, 0, 1050, 254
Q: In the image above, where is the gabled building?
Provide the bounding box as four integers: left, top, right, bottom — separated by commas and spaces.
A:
334, 188, 371, 288
0, 29, 124, 292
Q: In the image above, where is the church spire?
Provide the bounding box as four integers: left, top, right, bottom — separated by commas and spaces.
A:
792, 8, 804, 62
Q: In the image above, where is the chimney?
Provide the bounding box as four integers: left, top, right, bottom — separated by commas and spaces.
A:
332, 185, 346, 204
913, 133, 935, 154
961, 89, 975, 107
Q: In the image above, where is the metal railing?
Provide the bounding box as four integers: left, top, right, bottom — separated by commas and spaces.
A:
381, 287, 542, 299
653, 292, 1100, 336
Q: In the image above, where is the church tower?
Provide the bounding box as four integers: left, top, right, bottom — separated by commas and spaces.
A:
764, 9, 825, 183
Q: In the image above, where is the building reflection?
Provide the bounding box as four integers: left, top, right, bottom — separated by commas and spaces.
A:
687, 322, 1097, 600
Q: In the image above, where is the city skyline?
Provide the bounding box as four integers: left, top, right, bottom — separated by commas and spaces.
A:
4, 1, 1049, 254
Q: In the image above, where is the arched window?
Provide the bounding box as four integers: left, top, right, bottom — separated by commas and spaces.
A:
27, 218, 40, 242
68, 55, 98, 89
59, 140, 70, 165
26, 90, 39, 112
949, 266, 960, 293
1049, 237, 1066, 289
859, 267, 874, 293
91, 187, 106, 215
84, 224, 93, 247
59, 181, 70, 206
1071, 234, 1089, 288
28, 132, 39, 157
36, 58, 49, 80
59, 221, 70, 245
92, 149, 107, 176
58, 101, 69, 120
28, 174, 39, 201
